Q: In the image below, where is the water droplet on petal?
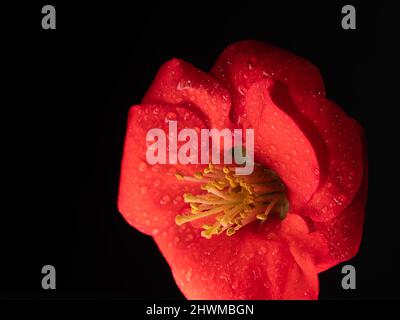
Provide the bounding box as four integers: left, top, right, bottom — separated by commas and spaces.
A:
138, 162, 148, 172
140, 186, 148, 194
238, 86, 247, 96
186, 269, 192, 281
177, 79, 192, 90
165, 112, 177, 122
333, 195, 345, 206
160, 195, 171, 205
185, 233, 193, 241
269, 144, 277, 152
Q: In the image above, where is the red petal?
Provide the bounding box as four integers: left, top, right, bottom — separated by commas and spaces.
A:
244, 80, 321, 207
154, 217, 320, 300
278, 214, 330, 274
211, 40, 325, 124
143, 58, 231, 129
211, 40, 364, 221
313, 125, 367, 269
290, 93, 364, 222
118, 104, 207, 235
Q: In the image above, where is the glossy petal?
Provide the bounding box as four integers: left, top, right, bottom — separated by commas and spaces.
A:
143, 58, 232, 129
154, 214, 325, 299
211, 40, 364, 221
117, 41, 368, 300
243, 80, 321, 207
290, 93, 364, 221
118, 103, 208, 235
313, 124, 367, 269
211, 40, 325, 124
278, 214, 330, 275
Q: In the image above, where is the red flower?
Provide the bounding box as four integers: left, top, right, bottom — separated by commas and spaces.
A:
118, 41, 367, 299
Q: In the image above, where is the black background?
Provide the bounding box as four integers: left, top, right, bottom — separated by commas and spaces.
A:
2, 1, 399, 301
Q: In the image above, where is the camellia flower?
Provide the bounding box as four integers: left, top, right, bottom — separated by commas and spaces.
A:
118, 41, 367, 299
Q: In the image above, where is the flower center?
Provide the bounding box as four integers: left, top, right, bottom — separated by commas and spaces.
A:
174, 164, 289, 239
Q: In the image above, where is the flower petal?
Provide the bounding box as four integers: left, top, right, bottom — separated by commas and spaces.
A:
244, 80, 321, 207
143, 58, 232, 129
289, 93, 364, 222
313, 125, 367, 269
278, 214, 330, 274
118, 103, 208, 235
154, 218, 320, 299
211, 40, 364, 221
211, 40, 325, 124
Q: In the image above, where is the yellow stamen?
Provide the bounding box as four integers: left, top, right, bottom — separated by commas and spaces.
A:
175, 172, 184, 180
174, 164, 289, 239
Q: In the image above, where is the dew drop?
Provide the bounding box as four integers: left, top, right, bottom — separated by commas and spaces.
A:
160, 195, 171, 205
152, 228, 159, 236
262, 71, 270, 78
153, 179, 161, 187
138, 161, 148, 172
165, 112, 177, 121
238, 86, 247, 96
185, 233, 194, 242
140, 186, 148, 194
177, 79, 192, 90
333, 195, 345, 206
186, 269, 192, 281
258, 246, 267, 255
